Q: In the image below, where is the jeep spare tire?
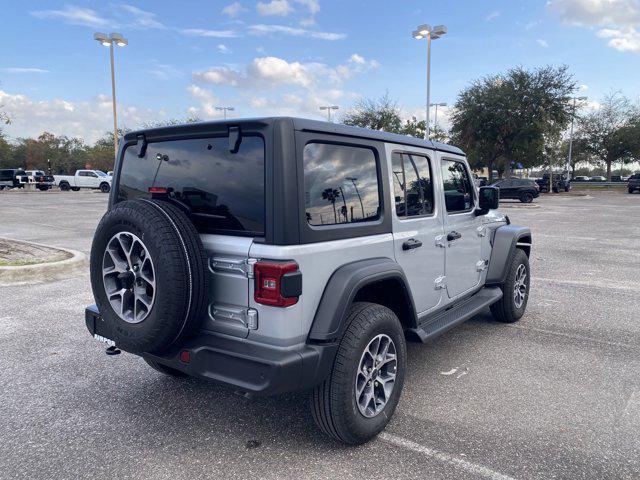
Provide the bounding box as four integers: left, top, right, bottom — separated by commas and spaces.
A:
90, 199, 209, 354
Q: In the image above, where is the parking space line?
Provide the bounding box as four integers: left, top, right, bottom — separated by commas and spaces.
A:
533, 276, 640, 293
378, 433, 516, 480
511, 325, 640, 351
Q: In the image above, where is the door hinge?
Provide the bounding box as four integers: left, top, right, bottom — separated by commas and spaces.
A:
476, 226, 487, 237
476, 259, 489, 272
209, 257, 257, 278
210, 304, 259, 330
434, 276, 447, 290
435, 235, 446, 248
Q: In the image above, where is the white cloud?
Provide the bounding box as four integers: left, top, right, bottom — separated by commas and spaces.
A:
597, 26, 640, 51
222, 2, 247, 17
120, 5, 165, 29
537, 38, 550, 47
186, 85, 221, 117
524, 20, 539, 30
31, 5, 112, 28
1, 67, 50, 74
548, 0, 640, 53
248, 23, 345, 40
180, 28, 239, 38
193, 54, 377, 91
294, 0, 320, 14
486, 10, 500, 21
0, 90, 165, 143
145, 63, 183, 79
218, 44, 232, 54
257, 0, 294, 16
548, 0, 640, 26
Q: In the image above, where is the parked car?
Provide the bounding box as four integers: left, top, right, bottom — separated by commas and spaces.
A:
628, 174, 640, 194
85, 117, 532, 445
572, 176, 590, 182
21, 170, 55, 191
0, 168, 26, 190
536, 173, 571, 193
54, 170, 112, 192
491, 178, 540, 203
590, 176, 606, 182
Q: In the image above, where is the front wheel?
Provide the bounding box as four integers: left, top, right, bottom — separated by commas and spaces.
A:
490, 248, 530, 323
59, 182, 70, 192
71, 187, 80, 192
100, 182, 111, 193
311, 302, 406, 445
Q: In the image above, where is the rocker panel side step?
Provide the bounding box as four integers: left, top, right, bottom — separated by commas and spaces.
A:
408, 287, 503, 343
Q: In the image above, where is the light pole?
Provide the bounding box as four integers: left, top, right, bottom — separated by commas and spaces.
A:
413, 24, 447, 140
430, 102, 447, 127
345, 176, 365, 219
319, 105, 339, 122
94, 32, 128, 159
215, 106, 234, 119
567, 96, 587, 179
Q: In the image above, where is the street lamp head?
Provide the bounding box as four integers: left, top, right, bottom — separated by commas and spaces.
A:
417, 24, 431, 35
577, 96, 588, 101
110, 33, 128, 47
412, 30, 424, 39
433, 25, 447, 36
93, 32, 111, 46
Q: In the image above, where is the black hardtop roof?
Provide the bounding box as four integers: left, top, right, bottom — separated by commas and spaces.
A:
124, 116, 465, 156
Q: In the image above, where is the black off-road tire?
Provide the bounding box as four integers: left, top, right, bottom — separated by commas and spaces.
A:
144, 358, 188, 377
90, 199, 209, 354
519, 192, 533, 203
71, 187, 80, 191
100, 182, 111, 193
59, 182, 70, 191
490, 248, 530, 323
630, 188, 634, 194
311, 302, 406, 445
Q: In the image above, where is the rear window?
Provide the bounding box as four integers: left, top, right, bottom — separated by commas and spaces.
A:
118, 135, 265, 236
0, 170, 13, 181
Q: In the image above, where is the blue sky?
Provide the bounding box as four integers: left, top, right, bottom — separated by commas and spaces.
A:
1, 0, 639, 143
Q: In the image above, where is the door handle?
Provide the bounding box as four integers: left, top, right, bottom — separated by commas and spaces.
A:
402, 238, 423, 251
447, 231, 462, 241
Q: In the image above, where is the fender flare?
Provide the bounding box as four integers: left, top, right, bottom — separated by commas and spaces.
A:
308, 257, 417, 342
485, 225, 532, 286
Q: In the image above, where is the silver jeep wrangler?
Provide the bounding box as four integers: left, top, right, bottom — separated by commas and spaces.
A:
86, 118, 531, 444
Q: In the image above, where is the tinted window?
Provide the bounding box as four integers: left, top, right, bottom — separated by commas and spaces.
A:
304, 142, 380, 226
441, 160, 474, 213
392, 152, 433, 217
118, 136, 265, 235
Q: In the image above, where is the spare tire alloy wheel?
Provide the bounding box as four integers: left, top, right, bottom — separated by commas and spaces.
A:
102, 232, 155, 323
356, 334, 397, 418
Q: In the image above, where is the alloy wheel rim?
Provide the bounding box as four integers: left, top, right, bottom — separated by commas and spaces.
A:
355, 334, 397, 418
102, 232, 156, 323
513, 264, 527, 309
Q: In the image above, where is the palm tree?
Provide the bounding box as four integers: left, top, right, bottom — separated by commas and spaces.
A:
321, 187, 340, 223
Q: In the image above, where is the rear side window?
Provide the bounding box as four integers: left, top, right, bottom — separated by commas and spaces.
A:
303, 142, 380, 226
392, 152, 434, 218
441, 159, 474, 213
118, 136, 265, 236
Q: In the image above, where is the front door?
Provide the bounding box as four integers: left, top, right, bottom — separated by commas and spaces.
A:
390, 149, 445, 314
439, 157, 483, 298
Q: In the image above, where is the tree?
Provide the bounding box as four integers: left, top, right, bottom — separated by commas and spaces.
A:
577, 93, 640, 181
321, 188, 340, 224
451, 66, 576, 181
342, 93, 403, 133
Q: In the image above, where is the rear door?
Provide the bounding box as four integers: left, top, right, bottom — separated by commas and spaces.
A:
389, 147, 445, 314
439, 156, 484, 298
117, 134, 266, 339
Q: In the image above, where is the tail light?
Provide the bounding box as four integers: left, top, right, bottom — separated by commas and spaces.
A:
254, 261, 302, 307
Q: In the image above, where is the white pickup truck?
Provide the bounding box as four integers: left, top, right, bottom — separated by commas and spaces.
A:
54, 170, 112, 193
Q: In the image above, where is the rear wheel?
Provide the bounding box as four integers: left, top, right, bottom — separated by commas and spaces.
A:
630, 188, 635, 194
311, 302, 406, 445
71, 187, 80, 192
144, 358, 188, 377
519, 192, 533, 203
490, 248, 530, 323
59, 182, 70, 191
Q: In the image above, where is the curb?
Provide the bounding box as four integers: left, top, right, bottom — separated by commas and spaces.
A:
0, 239, 87, 286
498, 203, 541, 209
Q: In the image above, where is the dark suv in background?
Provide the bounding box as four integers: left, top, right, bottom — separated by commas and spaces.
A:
629, 174, 640, 194
491, 178, 540, 203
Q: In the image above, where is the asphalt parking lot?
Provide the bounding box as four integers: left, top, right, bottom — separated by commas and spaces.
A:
1, 189, 639, 479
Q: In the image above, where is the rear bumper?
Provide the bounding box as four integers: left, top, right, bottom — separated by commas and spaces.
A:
85, 305, 337, 396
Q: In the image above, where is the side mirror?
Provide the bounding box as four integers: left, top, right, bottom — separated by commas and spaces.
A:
476, 186, 500, 216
